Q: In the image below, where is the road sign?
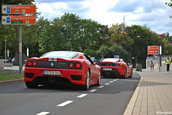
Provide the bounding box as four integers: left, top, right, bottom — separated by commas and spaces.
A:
2, 5, 36, 14
2, 16, 36, 25
147, 46, 159, 55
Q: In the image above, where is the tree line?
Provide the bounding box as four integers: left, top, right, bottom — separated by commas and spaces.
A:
0, 0, 172, 68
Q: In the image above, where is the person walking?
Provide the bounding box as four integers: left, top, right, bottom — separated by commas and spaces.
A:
165, 57, 171, 71
150, 60, 154, 71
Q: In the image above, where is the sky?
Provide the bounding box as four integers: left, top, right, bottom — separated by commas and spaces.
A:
34, 0, 172, 35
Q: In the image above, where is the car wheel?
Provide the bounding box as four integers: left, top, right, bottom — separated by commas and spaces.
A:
97, 72, 101, 86
25, 82, 38, 88
83, 70, 90, 90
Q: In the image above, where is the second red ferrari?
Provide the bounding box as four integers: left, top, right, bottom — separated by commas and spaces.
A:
100, 58, 133, 78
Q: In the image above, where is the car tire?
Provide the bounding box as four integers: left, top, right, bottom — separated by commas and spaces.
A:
25, 82, 38, 88
83, 70, 90, 90
96, 72, 101, 86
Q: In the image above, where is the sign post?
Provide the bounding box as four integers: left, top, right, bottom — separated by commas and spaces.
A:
159, 45, 162, 67
19, 25, 22, 73
1, 4, 36, 74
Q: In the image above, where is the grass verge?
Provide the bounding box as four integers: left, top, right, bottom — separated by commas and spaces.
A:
0, 73, 24, 81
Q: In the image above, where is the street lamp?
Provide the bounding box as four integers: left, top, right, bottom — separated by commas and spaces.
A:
5, 39, 7, 63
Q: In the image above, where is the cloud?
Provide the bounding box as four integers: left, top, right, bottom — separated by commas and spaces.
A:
36, 2, 68, 20
35, 0, 172, 35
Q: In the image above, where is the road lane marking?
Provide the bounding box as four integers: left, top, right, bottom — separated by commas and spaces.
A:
57, 100, 73, 107
77, 94, 88, 98
105, 83, 110, 85
109, 81, 114, 83
89, 89, 97, 92
113, 79, 117, 81
98, 86, 104, 88
36, 112, 50, 115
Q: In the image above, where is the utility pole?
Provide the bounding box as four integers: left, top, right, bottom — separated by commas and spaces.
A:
19, 25, 22, 73
5, 39, 7, 63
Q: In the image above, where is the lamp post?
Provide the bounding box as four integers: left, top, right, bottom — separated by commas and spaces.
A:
5, 39, 7, 63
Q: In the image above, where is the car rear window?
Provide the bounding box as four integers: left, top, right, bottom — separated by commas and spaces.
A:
102, 58, 120, 63
41, 51, 78, 58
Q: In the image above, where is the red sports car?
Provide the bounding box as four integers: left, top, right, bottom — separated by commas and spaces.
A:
24, 51, 101, 89
100, 58, 133, 78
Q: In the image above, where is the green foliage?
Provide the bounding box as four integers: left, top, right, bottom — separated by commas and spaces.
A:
0, 10, 171, 69
96, 45, 129, 61
83, 49, 97, 57
39, 18, 65, 53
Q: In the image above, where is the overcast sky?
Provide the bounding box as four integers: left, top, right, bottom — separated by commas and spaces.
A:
34, 0, 172, 35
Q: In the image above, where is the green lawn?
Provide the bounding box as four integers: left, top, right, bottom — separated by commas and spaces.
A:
0, 73, 24, 81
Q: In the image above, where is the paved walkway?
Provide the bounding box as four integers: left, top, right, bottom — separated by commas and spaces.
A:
124, 64, 172, 115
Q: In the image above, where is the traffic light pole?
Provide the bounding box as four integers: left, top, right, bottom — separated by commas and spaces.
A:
19, 25, 22, 74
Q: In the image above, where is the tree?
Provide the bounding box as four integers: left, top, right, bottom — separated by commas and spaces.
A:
127, 25, 161, 67
109, 23, 133, 49
39, 18, 65, 53
60, 13, 109, 52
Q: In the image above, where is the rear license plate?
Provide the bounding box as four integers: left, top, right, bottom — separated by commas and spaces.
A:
103, 68, 112, 71
43, 70, 61, 75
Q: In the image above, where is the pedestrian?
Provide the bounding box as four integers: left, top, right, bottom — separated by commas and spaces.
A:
150, 60, 154, 71
165, 57, 171, 71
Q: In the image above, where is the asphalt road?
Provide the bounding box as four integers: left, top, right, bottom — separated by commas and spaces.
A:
0, 72, 141, 115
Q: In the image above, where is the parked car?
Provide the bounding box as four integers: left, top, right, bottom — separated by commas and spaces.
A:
100, 58, 133, 78
24, 51, 101, 89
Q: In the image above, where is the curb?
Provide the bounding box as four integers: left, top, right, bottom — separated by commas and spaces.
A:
123, 72, 143, 115
0, 79, 24, 83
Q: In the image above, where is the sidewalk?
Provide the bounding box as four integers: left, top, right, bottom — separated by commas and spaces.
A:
124, 65, 172, 115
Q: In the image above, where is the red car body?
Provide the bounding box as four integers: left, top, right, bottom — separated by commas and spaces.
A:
24, 51, 101, 89
100, 58, 133, 78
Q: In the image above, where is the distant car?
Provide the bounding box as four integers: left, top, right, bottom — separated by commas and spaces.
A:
24, 51, 101, 89
100, 58, 133, 78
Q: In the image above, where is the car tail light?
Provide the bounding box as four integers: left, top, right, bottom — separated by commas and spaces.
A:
33, 61, 37, 66
75, 63, 81, 69
68, 63, 74, 68
27, 61, 32, 66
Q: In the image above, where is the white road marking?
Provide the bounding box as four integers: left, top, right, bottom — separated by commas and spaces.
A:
109, 81, 114, 83
77, 94, 88, 98
57, 100, 73, 107
98, 86, 104, 88
113, 79, 117, 81
89, 89, 97, 92
36, 112, 50, 115
105, 83, 110, 85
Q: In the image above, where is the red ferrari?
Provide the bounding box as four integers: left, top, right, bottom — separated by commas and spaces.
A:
24, 51, 101, 89
100, 58, 133, 78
